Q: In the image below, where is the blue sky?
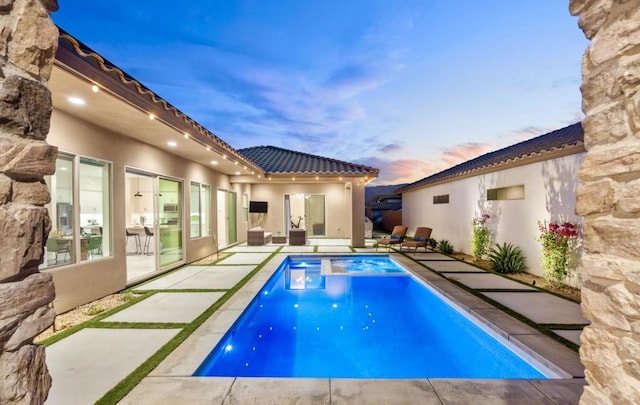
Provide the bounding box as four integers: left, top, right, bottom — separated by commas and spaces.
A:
52, 1, 587, 185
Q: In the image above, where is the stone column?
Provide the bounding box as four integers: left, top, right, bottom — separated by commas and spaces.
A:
0, 0, 59, 403
570, 0, 640, 404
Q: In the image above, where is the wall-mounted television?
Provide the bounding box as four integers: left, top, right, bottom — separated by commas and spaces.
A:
249, 201, 268, 213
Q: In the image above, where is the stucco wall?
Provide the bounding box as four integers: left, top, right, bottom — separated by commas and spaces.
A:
402, 153, 584, 283
249, 182, 351, 239
46, 109, 232, 312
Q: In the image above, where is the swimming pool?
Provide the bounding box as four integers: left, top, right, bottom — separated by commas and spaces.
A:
194, 255, 553, 378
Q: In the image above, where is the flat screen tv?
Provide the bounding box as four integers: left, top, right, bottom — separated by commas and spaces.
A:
249, 201, 268, 213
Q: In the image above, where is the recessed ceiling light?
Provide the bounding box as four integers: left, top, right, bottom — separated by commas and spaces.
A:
167, 141, 177, 147
235, 171, 240, 175
91, 85, 99, 93
211, 160, 218, 165
68, 96, 85, 105
184, 133, 189, 139
222, 155, 227, 159
206, 146, 210, 151
149, 114, 155, 120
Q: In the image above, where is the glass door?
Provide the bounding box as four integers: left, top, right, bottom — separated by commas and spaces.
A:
226, 191, 237, 245
158, 177, 183, 269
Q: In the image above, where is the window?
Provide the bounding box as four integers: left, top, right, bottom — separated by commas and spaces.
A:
242, 194, 249, 221
190, 182, 200, 238
433, 194, 449, 204
79, 157, 111, 262
487, 185, 525, 201
190, 182, 211, 238
202, 184, 211, 237
41, 154, 112, 269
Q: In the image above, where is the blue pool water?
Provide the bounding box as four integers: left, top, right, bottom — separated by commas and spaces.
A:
194, 255, 549, 378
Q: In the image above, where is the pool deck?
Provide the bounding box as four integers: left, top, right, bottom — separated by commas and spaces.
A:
44, 240, 587, 404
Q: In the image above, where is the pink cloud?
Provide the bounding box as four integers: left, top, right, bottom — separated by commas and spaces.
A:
359, 156, 440, 185
440, 143, 493, 166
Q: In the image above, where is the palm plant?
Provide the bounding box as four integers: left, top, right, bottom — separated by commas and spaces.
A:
438, 239, 454, 254
488, 242, 526, 274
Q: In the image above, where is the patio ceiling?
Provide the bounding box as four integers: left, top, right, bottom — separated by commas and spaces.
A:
50, 31, 264, 179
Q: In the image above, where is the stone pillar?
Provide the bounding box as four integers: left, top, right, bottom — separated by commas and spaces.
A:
0, 0, 59, 403
570, 0, 640, 403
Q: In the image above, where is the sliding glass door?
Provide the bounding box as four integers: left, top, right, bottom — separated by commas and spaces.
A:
158, 177, 183, 268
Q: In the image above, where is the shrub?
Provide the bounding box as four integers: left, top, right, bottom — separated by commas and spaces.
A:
85, 304, 104, 316
488, 242, 526, 274
471, 213, 491, 259
119, 291, 135, 302
537, 221, 579, 283
438, 239, 454, 254
427, 238, 438, 249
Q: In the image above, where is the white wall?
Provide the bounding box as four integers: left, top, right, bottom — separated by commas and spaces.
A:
402, 154, 584, 284
249, 182, 350, 238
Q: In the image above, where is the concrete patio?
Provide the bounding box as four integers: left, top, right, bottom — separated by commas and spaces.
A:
44, 240, 586, 404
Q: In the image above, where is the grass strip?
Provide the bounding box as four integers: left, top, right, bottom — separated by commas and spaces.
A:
91, 322, 189, 329
95, 250, 280, 404
39, 292, 153, 347
400, 249, 580, 353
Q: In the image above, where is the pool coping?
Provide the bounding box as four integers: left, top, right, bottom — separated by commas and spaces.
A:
123, 252, 585, 403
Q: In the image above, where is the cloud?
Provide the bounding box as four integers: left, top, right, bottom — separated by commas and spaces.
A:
378, 142, 405, 154
440, 143, 493, 166
357, 156, 440, 185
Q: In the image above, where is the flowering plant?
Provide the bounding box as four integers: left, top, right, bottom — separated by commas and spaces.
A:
471, 213, 491, 259
537, 221, 579, 283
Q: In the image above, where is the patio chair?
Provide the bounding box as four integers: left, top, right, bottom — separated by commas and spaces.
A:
401, 227, 433, 254
376, 225, 408, 251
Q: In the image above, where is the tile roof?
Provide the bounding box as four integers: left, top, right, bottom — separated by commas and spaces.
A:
396, 122, 584, 193
238, 145, 379, 176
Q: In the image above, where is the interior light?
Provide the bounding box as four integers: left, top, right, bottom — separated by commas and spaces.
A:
222, 155, 227, 159
183, 133, 189, 139
167, 141, 177, 147
206, 146, 210, 151
235, 171, 240, 175
211, 160, 218, 165
315, 176, 319, 180
149, 114, 155, 120
68, 96, 85, 105
339, 177, 343, 181
251, 171, 255, 174
292, 177, 296, 181
234, 161, 238, 165
258, 175, 261, 178
91, 85, 99, 93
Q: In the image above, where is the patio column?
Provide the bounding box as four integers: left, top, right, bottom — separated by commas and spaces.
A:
0, 0, 59, 403
571, 0, 640, 403
350, 179, 365, 248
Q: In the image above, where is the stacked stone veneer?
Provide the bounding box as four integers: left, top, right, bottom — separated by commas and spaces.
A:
0, 0, 58, 403
571, 0, 640, 403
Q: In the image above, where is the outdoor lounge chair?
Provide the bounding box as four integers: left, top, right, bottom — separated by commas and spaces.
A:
376, 225, 408, 251
401, 227, 433, 254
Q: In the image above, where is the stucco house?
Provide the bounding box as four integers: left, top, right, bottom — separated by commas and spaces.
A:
396, 123, 585, 285
44, 29, 377, 313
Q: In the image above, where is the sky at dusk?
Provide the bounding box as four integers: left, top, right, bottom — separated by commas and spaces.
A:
52, 1, 588, 185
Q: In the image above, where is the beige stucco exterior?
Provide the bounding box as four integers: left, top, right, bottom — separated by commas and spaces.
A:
44, 59, 373, 313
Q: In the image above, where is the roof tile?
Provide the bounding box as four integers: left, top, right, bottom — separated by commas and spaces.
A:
396, 122, 584, 193
238, 145, 379, 176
